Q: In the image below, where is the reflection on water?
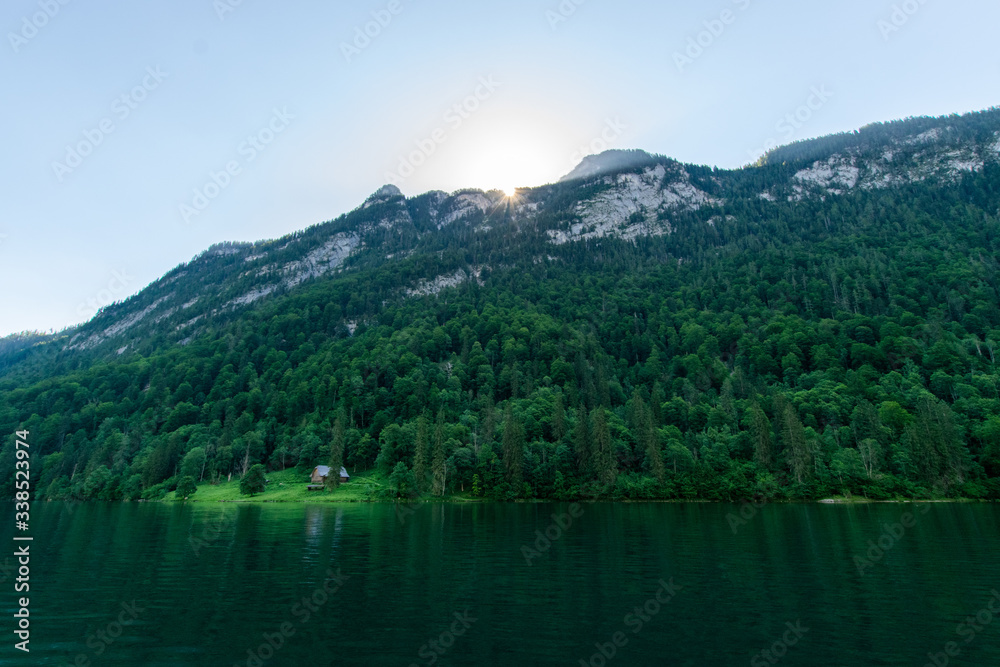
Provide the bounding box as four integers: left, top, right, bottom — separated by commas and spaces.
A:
4, 502, 998, 666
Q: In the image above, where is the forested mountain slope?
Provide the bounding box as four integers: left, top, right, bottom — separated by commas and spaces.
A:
3, 107, 1000, 502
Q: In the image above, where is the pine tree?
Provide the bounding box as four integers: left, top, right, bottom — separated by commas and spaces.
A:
326, 407, 346, 490
481, 397, 496, 446
906, 397, 966, 485
573, 403, 592, 477
748, 400, 773, 469
650, 382, 665, 425
630, 391, 664, 481
551, 393, 566, 442
782, 404, 811, 484
432, 411, 447, 496
502, 403, 524, 489
591, 407, 617, 486
412, 413, 430, 493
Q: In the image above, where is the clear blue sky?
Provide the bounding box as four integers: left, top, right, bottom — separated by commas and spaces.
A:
2, 0, 998, 336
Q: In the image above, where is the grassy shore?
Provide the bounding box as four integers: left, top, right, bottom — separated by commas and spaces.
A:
166, 469, 988, 504
168, 467, 472, 503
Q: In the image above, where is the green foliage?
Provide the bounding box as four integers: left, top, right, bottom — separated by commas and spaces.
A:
176, 476, 198, 499
327, 408, 346, 490
389, 461, 416, 498
240, 464, 266, 496
180, 447, 206, 481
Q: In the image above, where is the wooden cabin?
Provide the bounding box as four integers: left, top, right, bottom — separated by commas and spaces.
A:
309, 465, 350, 486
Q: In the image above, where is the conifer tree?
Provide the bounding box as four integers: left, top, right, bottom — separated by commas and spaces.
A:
432, 411, 447, 496
551, 393, 566, 442
748, 400, 773, 469
573, 403, 592, 477
591, 407, 617, 486
502, 403, 524, 489
412, 413, 430, 493
326, 407, 347, 490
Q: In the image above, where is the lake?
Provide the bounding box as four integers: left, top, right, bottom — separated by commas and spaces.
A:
5, 501, 999, 666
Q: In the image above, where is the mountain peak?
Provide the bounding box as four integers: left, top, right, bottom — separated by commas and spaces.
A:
560, 149, 658, 182
366, 184, 404, 203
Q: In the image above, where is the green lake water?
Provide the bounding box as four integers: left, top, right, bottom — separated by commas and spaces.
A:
3, 501, 999, 666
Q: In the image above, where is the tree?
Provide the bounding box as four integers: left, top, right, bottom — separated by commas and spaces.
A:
747, 401, 773, 469
665, 439, 693, 474
851, 401, 883, 445
630, 393, 664, 482
550, 393, 566, 442
180, 447, 207, 482
176, 476, 198, 499
591, 407, 617, 486
326, 408, 347, 490
502, 404, 524, 489
240, 464, 266, 496
236, 432, 264, 478
782, 404, 811, 485
905, 397, 967, 486
857, 438, 882, 479
432, 412, 448, 496
83, 465, 112, 500
389, 461, 416, 498
573, 404, 591, 477
412, 413, 430, 493
830, 448, 865, 485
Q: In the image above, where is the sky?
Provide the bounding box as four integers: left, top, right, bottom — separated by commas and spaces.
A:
2, 0, 999, 336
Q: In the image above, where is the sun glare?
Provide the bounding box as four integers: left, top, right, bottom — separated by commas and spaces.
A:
450, 120, 569, 196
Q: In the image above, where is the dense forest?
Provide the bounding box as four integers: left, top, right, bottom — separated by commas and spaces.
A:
3, 109, 1000, 503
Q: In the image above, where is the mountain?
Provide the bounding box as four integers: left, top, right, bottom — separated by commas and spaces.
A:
37, 108, 1000, 359
3, 106, 1000, 504
559, 149, 659, 182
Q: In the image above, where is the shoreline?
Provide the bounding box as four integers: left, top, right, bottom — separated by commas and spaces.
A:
138, 496, 993, 506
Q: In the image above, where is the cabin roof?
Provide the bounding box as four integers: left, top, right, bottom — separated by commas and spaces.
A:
313, 465, 350, 478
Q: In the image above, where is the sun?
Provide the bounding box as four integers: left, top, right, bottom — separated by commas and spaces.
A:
444, 117, 568, 196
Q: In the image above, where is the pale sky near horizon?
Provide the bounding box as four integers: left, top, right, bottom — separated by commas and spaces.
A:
2, 0, 999, 336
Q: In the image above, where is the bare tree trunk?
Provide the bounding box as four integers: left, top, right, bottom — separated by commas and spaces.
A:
239, 445, 251, 478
